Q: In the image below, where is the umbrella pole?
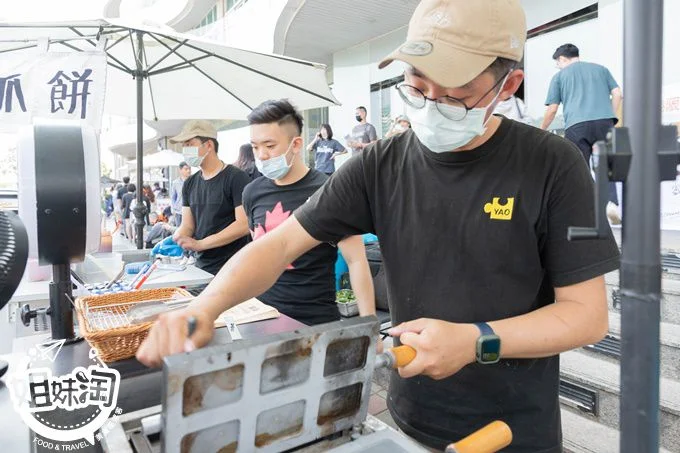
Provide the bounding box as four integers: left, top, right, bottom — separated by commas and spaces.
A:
620, 0, 663, 451
133, 30, 147, 250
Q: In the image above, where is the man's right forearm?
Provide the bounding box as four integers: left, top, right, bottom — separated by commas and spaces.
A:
190, 231, 285, 320
191, 241, 283, 320
173, 223, 192, 239
190, 217, 321, 321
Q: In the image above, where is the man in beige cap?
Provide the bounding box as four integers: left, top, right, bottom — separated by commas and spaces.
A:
168, 120, 250, 275
138, 2, 619, 451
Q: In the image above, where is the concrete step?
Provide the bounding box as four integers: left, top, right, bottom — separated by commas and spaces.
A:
580, 312, 680, 379
560, 349, 680, 452
561, 407, 674, 453
605, 271, 680, 325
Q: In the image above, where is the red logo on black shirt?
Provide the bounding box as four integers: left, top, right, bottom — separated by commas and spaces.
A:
251, 201, 294, 269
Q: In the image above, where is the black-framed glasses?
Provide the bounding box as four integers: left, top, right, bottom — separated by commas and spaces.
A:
396, 71, 510, 121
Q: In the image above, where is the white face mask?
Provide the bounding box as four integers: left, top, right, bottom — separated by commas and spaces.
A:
407, 75, 508, 153
255, 140, 295, 180
182, 145, 205, 167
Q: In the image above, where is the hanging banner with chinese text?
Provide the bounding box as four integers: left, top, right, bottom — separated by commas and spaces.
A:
0, 51, 107, 131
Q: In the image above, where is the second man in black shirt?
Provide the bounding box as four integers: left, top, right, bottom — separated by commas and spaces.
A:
170, 120, 250, 275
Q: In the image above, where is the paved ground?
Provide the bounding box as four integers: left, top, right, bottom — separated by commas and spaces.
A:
368, 380, 397, 428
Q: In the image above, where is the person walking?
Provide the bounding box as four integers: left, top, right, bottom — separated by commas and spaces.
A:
540, 43, 623, 224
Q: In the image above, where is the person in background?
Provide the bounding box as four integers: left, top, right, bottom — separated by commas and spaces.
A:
346, 106, 378, 156
385, 115, 412, 138
244, 99, 375, 325
306, 123, 345, 176
121, 183, 135, 239
116, 176, 130, 206
493, 94, 532, 124
144, 211, 173, 248
115, 176, 130, 236
170, 161, 191, 227
540, 43, 623, 224
169, 120, 250, 275
104, 186, 114, 218
143, 184, 156, 224
234, 143, 262, 181
152, 182, 162, 198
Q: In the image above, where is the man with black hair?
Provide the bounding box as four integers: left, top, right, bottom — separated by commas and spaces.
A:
169, 120, 250, 275
239, 99, 375, 325
541, 43, 623, 224
116, 176, 130, 204
121, 182, 136, 238
139, 2, 619, 451
347, 106, 377, 156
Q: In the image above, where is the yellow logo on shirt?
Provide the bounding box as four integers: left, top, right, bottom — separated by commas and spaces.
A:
484, 197, 514, 220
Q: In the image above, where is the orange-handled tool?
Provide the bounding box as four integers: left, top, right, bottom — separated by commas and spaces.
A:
445, 420, 512, 453
375, 345, 417, 368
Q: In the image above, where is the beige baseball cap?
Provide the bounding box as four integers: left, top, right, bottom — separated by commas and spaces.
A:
379, 0, 526, 88
170, 120, 218, 143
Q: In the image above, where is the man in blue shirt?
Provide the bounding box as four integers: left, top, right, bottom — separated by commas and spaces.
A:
540, 43, 623, 223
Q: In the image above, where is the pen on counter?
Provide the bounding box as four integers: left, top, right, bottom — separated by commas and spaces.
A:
127, 262, 151, 290
134, 258, 161, 290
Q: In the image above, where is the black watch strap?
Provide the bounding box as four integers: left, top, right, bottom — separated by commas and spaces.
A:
475, 322, 495, 336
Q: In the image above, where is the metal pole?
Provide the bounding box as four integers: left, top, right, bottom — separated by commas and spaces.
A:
620, 0, 663, 451
48, 264, 74, 340
133, 30, 147, 249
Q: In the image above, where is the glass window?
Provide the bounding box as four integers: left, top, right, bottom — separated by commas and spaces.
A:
199, 5, 218, 27
370, 75, 405, 139
225, 0, 248, 12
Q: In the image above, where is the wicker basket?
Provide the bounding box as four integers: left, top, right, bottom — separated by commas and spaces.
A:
75, 287, 191, 363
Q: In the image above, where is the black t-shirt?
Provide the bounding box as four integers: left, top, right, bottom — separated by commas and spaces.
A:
182, 164, 250, 275
295, 120, 620, 452
242, 170, 340, 325
121, 192, 134, 218
116, 184, 128, 201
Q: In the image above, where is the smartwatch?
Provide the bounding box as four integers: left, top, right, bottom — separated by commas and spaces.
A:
474, 322, 501, 364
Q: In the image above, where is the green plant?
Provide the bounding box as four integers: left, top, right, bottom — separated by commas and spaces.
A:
336, 289, 356, 304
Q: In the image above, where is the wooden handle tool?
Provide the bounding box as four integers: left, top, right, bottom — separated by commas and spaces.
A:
445, 420, 512, 453
375, 345, 417, 368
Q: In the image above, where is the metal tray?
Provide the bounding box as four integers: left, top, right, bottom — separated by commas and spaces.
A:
337, 301, 359, 317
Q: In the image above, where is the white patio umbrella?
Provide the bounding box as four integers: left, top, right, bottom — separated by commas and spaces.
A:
0, 18, 339, 247
128, 149, 185, 168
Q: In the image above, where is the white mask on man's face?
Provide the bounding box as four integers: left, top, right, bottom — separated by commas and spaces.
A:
255, 140, 295, 180
182, 144, 205, 167
408, 73, 509, 153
